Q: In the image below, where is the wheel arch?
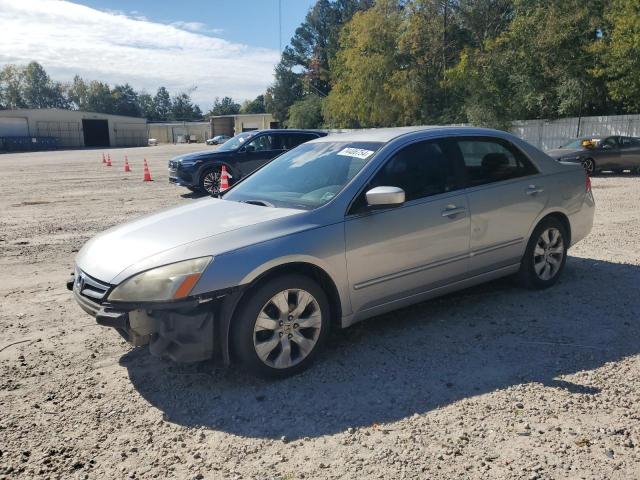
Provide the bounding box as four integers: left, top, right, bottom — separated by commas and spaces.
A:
219, 260, 344, 365
198, 160, 239, 182
528, 210, 572, 248
241, 261, 343, 330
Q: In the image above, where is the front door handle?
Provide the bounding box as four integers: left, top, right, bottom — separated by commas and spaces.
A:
441, 205, 466, 217
526, 185, 544, 195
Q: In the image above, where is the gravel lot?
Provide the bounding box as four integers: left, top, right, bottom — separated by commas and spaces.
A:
1, 144, 639, 479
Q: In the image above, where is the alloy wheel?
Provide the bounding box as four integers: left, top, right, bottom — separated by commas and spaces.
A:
582, 158, 595, 175
533, 227, 564, 281
202, 170, 221, 195
253, 289, 322, 369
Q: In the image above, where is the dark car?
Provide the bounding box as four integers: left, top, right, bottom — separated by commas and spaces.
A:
546, 136, 640, 175
169, 129, 327, 194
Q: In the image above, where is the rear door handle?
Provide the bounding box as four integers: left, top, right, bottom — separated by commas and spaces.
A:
441, 205, 466, 217
526, 185, 544, 195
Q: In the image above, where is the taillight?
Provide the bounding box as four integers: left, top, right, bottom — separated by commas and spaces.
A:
585, 174, 591, 193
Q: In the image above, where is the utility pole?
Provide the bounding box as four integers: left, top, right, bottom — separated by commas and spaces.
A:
442, 0, 448, 112
278, 0, 282, 53
576, 83, 585, 138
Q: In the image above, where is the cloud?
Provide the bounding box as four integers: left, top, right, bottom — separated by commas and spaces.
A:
0, 0, 279, 108
170, 21, 224, 35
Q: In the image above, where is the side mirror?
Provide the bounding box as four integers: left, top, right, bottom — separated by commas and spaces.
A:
244, 145, 256, 153
366, 186, 405, 209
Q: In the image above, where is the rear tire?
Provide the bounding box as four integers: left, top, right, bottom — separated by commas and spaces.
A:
518, 217, 568, 290
231, 274, 331, 379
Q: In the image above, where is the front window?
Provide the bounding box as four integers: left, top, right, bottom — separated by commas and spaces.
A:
562, 138, 600, 149
244, 134, 281, 152
217, 132, 255, 152
223, 141, 383, 209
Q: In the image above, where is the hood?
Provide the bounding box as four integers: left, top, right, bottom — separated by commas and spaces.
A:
173, 149, 232, 162
75, 198, 304, 283
546, 148, 584, 159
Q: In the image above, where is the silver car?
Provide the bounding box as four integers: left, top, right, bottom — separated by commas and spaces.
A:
69, 127, 595, 378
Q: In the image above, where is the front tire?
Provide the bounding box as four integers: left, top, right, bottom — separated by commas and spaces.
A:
518, 218, 568, 289
582, 158, 596, 175
231, 274, 330, 378
199, 167, 222, 195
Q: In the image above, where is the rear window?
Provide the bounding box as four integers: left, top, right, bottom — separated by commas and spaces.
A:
456, 138, 538, 187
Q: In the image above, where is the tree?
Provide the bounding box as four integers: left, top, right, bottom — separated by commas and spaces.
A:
287, 94, 324, 128
22, 62, 66, 108
207, 96, 241, 116
325, 0, 406, 127
283, 0, 375, 96
153, 87, 172, 121
138, 92, 156, 120
84, 81, 115, 114
170, 92, 201, 120
66, 75, 89, 110
111, 83, 141, 117
267, 62, 305, 123
454, 0, 513, 51
0, 64, 26, 109
446, 0, 609, 126
265, 0, 374, 125
240, 94, 266, 114
595, 0, 640, 111
0, 62, 66, 109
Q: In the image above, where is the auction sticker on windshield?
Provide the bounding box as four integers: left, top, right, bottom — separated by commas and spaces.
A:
337, 147, 375, 159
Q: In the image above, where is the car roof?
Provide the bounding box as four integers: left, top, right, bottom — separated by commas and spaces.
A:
253, 129, 326, 135
308, 126, 512, 144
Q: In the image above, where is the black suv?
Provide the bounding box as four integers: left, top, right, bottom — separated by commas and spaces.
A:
168, 129, 327, 194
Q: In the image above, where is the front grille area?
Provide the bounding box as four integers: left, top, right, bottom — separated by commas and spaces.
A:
75, 269, 111, 303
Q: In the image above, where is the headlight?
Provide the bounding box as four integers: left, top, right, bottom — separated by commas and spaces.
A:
108, 257, 212, 302
180, 159, 202, 166
560, 156, 581, 162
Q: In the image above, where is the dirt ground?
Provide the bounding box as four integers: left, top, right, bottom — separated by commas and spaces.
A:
0, 144, 639, 480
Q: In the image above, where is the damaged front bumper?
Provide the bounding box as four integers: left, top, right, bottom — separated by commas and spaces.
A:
67, 273, 226, 363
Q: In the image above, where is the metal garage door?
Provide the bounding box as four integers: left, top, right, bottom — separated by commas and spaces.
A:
36, 121, 82, 147
0, 117, 29, 137
114, 123, 147, 147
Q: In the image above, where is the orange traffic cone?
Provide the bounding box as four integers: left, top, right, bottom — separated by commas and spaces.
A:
124, 155, 131, 172
143, 162, 153, 182
106, 154, 112, 167
143, 158, 148, 168
102, 153, 106, 164
219, 165, 230, 192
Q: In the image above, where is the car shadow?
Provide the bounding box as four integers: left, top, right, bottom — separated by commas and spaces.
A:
179, 190, 209, 199
120, 256, 639, 440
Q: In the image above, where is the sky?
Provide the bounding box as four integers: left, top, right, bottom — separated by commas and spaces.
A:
0, 0, 316, 109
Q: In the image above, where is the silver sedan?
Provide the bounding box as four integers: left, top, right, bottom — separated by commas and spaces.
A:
69, 127, 595, 378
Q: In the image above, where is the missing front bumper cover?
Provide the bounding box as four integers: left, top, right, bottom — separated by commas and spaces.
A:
94, 305, 215, 363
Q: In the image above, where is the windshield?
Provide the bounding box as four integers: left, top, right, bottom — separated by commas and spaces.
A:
223, 141, 383, 209
562, 138, 600, 149
217, 131, 255, 151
